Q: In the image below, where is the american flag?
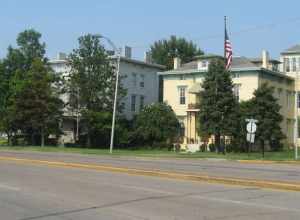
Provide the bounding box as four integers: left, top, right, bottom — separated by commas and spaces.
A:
225, 27, 232, 70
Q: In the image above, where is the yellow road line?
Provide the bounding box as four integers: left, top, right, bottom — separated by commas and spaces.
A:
0, 156, 300, 192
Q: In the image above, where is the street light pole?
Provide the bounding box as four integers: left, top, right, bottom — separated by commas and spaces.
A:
110, 49, 121, 154
95, 34, 121, 154
295, 86, 299, 160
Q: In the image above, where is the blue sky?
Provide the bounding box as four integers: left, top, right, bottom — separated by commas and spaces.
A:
1, 0, 300, 60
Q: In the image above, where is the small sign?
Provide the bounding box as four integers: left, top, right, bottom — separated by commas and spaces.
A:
246, 122, 257, 133
247, 133, 255, 143
246, 118, 258, 123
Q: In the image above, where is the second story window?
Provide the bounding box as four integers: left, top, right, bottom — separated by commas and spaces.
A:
132, 73, 137, 87
233, 72, 240, 78
293, 58, 297, 72
178, 87, 186, 105
131, 95, 136, 112
285, 58, 290, 72
140, 74, 145, 88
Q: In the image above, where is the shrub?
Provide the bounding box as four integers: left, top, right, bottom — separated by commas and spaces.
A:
208, 143, 216, 152
200, 144, 206, 152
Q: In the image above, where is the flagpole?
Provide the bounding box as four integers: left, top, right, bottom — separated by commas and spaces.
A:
224, 16, 227, 59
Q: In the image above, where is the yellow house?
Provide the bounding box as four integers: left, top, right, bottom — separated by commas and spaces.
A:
159, 51, 295, 149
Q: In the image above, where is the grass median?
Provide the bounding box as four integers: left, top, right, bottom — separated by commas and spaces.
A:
0, 145, 298, 162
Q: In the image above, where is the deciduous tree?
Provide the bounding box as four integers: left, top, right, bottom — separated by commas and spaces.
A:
150, 35, 203, 70
68, 34, 126, 147
133, 103, 180, 147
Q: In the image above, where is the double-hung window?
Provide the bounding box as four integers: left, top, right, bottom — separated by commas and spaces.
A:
131, 95, 136, 112
285, 58, 290, 72
140, 74, 145, 88
132, 73, 137, 87
293, 58, 297, 72
178, 87, 186, 105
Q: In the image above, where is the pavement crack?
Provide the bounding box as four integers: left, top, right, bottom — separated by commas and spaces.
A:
18, 193, 192, 220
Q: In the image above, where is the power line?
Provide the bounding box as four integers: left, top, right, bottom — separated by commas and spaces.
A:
125, 16, 300, 49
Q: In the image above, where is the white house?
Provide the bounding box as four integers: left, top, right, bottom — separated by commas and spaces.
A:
49, 47, 165, 143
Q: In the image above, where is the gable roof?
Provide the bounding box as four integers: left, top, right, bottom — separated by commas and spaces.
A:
175, 56, 258, 71
232, 56, 258, 68
159, 56, 294, 81
281, 45, 300, 54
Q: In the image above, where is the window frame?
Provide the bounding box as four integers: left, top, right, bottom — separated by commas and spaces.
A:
285, 58, 290, 72
178, 86, 187, 105
293, 57, 297, 72
140, 74, 145, 88
131, 94, 136, 112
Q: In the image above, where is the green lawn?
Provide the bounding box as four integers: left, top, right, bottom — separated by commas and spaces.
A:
0, 145, 299, 161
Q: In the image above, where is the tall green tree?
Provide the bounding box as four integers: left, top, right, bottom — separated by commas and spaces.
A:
150, 35, 203, 70
133, 103, 180, 147
11, 59, 63, 147
0, 29, 47, 145
16, 29, 46, 70
198, 58, 239, 151
68, 34, 126, 147
248, 83, 284, 154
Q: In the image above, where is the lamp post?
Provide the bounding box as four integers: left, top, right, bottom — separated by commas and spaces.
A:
296, 102, 298, 160
95, 35, 121, 154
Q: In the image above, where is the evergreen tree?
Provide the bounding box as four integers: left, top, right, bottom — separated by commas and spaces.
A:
0, 29, 47, 145
198, 58, 239, 152
11, 59, 63, 147
250, 83, 284, 153
68, 34, 126, 147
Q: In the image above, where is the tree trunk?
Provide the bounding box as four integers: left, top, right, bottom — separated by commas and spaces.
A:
41, 128, 45, 147
86, 131, 91, 148
260, 139, 265, 158
215, 131, 221, 153
6, 132, 11, 146
31, 133, 35, 146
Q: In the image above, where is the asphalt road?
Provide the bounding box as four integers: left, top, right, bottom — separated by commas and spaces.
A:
0, 150, 300, 183
0, 153, 300, 219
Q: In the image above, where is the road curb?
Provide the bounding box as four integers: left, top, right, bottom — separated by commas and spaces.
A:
237, 159, 300, 165
0, 156, 300, 192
